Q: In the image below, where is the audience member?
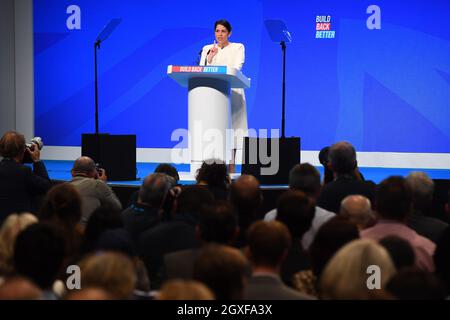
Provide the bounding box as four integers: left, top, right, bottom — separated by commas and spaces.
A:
0, 276, 43, 300
39, 183, 83, 257
406, 172, 448, 243
196, 159, 230, 200
387, 267, 446, 300
0, 131, 51, 223
434, 227, 450, 296
379, 235, 415, 271
122, 173, 172, 243
163, 200, 238, 281
138, 185, 214, 289
264, 163, 335, 249
292, 216, 359, 297
157, 280, 214, 300
340, 195, 375, 230
14, 223, 66, 299
244, 221, 312, 300
193, 244, 248, 300
276, 190, 314, 287
229, 175, 262, 248
320, 239, 396, 299
317, 141, 375, 213
79, 252, 136, 299
69, 156, 122, 225
0, 212, 38, 276
361, 176, 436, 272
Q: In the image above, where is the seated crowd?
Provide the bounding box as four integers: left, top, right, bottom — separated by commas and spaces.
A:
0, 131, 450, 300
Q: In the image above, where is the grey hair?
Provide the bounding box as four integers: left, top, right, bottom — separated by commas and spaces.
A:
406, 171, 434, 201
138, 173, 172, 208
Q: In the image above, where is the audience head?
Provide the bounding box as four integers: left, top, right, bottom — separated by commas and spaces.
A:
0, 277, 42, 300
288, 163, 321, 198
318, 146, 334, 184
386, 267, 446, 300
229, 174, 262, 216
196, 159, 228, 188
14, 223, 66, 290
64, 287, 113, 300
276, 190, 315, 239
0, 131, 26, 161
246, 220, 291, 269
71, 156, 96, 178
39, 183, 82, 230
320, 239, 396, 299
138, 173, 172, 209
340, 195, 374, 230
79, 251, 137, 299
157, 280, 215, 300
406, 171, 434, 212
194, 244, 248, 300
198, 200, 238, 245
328, 141, 357, 176
154, 163, 180, 183
0, 212, 38, 275
175, 185, 214, 218
375, 176, 413, 222
379, 235, 415, 272
309, 216, 360, 279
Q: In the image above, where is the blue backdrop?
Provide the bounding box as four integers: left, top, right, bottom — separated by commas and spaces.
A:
34, 0, 450, 153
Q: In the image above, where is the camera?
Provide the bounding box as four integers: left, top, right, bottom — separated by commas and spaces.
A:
23, 137, 44, 163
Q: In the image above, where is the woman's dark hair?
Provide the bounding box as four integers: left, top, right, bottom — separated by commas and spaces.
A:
215, 19, 232, 33
39, 183, 82, 230
196, 160, 228, 188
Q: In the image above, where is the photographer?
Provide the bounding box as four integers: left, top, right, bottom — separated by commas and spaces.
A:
69, 156, 122, 226
0, 131, 51, 224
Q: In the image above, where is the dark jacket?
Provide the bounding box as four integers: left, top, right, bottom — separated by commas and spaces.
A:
0, 159, 51, 223
317, 175, 376, 214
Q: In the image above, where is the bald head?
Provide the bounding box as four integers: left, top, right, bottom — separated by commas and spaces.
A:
72, 156, 96, 177
329, 141, 357, 175
340, 195, 373, 230
230, 175, 262, 213
233, 175, 260, 194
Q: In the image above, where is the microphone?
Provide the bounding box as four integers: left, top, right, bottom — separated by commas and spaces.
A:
205, 49, 211, 65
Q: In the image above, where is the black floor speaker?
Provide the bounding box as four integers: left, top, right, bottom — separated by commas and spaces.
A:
241, 137, 301, 185
81, 134, 136, 181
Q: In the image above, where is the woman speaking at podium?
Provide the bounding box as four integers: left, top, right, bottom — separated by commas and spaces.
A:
199, 19, 247, 172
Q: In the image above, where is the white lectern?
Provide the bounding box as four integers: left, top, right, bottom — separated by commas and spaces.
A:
167, 65, 251, 175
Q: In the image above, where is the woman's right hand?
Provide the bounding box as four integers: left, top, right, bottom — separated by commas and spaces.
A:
207, 41, 218, 64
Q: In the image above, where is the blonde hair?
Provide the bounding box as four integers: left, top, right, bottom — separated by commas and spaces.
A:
320, 239, 396, 299
79, 252, 136, 299
0, 213, 38, 275
157, 280, 215, 300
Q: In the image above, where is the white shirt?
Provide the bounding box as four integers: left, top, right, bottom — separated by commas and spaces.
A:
199, 42, 245, 70
264, 206, 336, 250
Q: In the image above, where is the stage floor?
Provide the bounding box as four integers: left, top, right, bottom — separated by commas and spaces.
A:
43, 160, 450, 187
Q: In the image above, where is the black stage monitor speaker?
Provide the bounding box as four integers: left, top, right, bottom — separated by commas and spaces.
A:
81, 134, 136, 181
241, 137, 300, 185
